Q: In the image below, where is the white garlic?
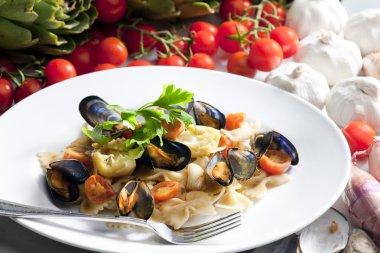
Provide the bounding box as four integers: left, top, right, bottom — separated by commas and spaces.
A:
294, 31, 362, 85
265, 62, 329, 109
344, 9, 380, 56
287, 0, 348, 39
363, 53, 380, 80
325, 77, 380, 130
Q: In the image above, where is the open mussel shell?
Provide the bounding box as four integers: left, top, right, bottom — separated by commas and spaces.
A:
193, 101, 226, 129
227, 148, 257, 181
299, 208, 349, 253
117, 179, 154, 220
79, 95, 121, 127
206, 151, 234, 186
46, 169, 80, 202
253, 234, 299, 253
140, 137, 191, 171
251, 131, 299, 165
49, 159, 90, 184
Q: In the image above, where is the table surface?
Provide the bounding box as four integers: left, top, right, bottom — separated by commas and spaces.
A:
0, 1, 378, 252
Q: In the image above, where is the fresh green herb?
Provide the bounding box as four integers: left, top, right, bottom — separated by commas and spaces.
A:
82, 84, 195, 154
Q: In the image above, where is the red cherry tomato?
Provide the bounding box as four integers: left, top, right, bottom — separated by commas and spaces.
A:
189, 21, 218, 36
270, 26, 299, 58
260, 2, 286, 27
94, 63, 117, 71
96, 37, 128, 66
0, 78, 14, 113
127, 60, 153, 67
85, 30, 105, 53
122, 24, 157, 53
216, 21, 248, 53
259, 150, 292, 175
0, 57, 16, 82
190, 30, 219, 56
66, 46, 97, 75
152, 181, 180, 201
188, 53, 215, 70
84, 175, 116, 204
156, 35, 188, 57
14, 78, 42, 103
248, 38, 283, 72
220, 0, 253, 20
157, 55, 186, 67
45, 59, 77, 86
94, 0, 127, 23
227, 51, 256, 78
342, 121, 375, 154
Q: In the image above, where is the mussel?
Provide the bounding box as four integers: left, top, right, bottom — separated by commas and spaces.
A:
140, 136, 191, 171
46, 159, 90, 202
192, 101, 226, 129
117, 179, 154, 220
206, 151, 234, 186
79, 96, 121, 127
251, 131, 299, 166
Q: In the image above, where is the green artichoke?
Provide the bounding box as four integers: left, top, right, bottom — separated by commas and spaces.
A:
128, 0, 220, 20
0, 0, 97, 56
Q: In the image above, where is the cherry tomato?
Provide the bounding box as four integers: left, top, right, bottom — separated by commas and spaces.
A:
66, 46, 97, 75
259, 150, 292, 175
0, 78, 14, 113
342, 121, 375, 155
216, 21, 248, 53
94, 0, 127, 23
152, 181, 180, 201
157, 55, 186, 67
226, 112, 246, 130
260, 2, 286, 27
127, 60, 153, 67
248, 38, 283, 72
0, 57, 16, 82
156, 35, 188, 57
122, 24, 157, 53
162, 119, 185, 141
220, 0, 253, 20
14, 78, 42, 103
45, 59, 77, 86
188, 53, 215, 70
63, 147, 91, 167
227, 52, 256, 78
94, 63, 117, 71
190, 30, 219, 56
96, 37, 128, 66
84, 175, 116, 204
189, 21, 218, 36
85, 30, 105, 53
219, 131, 233, 157
270, 26, 299, 58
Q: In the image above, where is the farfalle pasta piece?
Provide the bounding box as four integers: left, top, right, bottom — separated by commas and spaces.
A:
240, 174, 291, 200
215, 183, 253, 211
37, 152, 62, 169
176, 124, 221, 158
134, 166, 188, 186
80, 198, 114, 215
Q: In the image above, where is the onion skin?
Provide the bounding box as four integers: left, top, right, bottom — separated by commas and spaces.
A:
343, 165, 380, 245
369, 141, 380, 182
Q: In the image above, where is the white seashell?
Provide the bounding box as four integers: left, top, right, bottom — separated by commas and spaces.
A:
363, 53, 380, 80
265, 62, 330, 109
294, 31, 362, 85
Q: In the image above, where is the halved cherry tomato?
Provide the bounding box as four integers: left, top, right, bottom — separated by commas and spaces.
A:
94, 63, 117, 71
84, 175, 116, 204
219, 131, 233, 157
162, 119, 185, 141
342, 121, 375, 155
226, 112, 246, 130
259, 150, 291, 175
151, 181, 180, 201
127, 60, 153, 67
63, 147, 91, 167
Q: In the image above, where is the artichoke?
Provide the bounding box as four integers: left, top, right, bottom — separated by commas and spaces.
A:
128, 0, 220, 20
0, 0, 97, 56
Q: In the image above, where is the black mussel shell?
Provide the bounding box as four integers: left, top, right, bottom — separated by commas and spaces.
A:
46, 169, 79, 202
272, 131, 299, 165
173, 98, 194, 114
79, 96, 121, 127
117, 180, 154, 220
227, 148, 257, 181
193, 101, 226, 129
49, 159, 90, 184
206, 151, 233, 186
140, 137, 191, 171
251, 132, 273, 158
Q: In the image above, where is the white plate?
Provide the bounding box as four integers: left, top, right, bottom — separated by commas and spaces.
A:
0, 67, 350, 253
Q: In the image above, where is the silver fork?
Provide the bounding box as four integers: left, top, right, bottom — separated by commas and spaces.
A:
0, 199, 241, 244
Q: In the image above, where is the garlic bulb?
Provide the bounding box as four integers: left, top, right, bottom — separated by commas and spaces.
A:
287, 0, 348, 39
265, 62, 329, 109
294, 31, 362, 85
344, 9, 380, 56
363, 53, 380, 80
325, 77, 380, 130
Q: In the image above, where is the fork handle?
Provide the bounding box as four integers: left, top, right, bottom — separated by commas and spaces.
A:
0, 199, 150, 228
